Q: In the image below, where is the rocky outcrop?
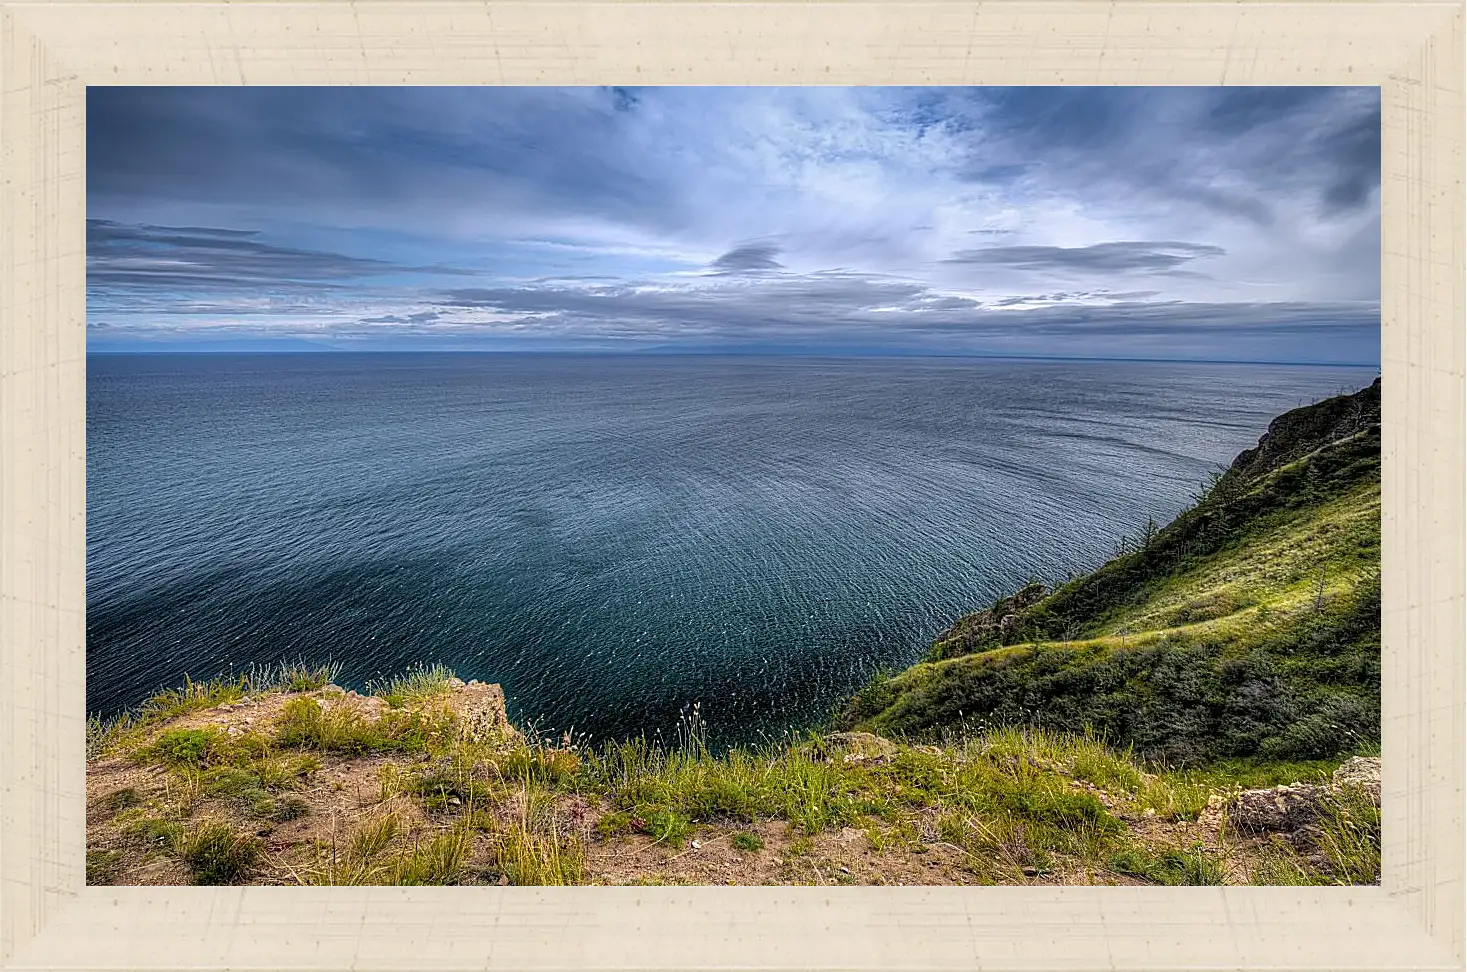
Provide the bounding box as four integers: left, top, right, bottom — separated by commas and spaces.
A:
1220, 756, 1381, 837
928, 581, 1049, 661
1226, 377, 1380, 484
805, 731, 900, 765
450, 680, 512, 741
1223, 783, 1330, 835
1331, 755, 1381, 801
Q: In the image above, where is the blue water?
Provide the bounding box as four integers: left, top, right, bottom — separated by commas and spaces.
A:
86, 353, 1376, 745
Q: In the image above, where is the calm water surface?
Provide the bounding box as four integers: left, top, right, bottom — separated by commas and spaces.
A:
86, 354, 1375, 745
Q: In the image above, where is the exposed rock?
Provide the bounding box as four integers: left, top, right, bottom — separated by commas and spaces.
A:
1332, 756, 1381, 803
1225, 783, 1328, 834
1224, 757, 1380, 840
929, 581, 1049, 660
356, 695, 389, 718
1228, 377, 1380, 483
820, 732, 898, 761
449, 681, 512, 740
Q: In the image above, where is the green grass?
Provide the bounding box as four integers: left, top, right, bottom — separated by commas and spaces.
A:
277, 661, 343, 693
123, 814, 186, 849
86, 849, 125, 885
291, 811, 405, 886
179, 821, 262, 885
273, 696, 458, 755
732, 831, 765, 852
95, 787, 142, 816
94, 673, 1377, 887
1110, 843, 1227, 885
369, 663, 458, 708
1313, 783, 1382, 885
487, 825, 585, 885
845, 487, 1380, 766
87, 661, 345, 760
142, 728, 239, 768
388, 831, 474, 885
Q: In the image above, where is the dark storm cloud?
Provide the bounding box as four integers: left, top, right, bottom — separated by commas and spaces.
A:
944, 242, 1226, 275
86, 219, 470, 292
710, 242, 785, 274
85, 86, 679, 230
950, 86, 1381, 225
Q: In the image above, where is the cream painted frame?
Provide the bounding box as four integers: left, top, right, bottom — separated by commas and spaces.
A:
1, 1, 1462, 969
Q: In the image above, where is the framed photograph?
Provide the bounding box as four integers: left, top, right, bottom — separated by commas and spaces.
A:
2, 1, 1461, 970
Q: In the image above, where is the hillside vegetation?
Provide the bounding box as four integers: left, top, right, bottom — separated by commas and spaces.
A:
840, 378, 1381, 767
86, 380, 1382, 887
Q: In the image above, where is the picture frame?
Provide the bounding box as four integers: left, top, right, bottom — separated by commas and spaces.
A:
2, 1, 1461, 969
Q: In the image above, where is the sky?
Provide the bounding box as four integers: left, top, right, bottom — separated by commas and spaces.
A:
86, 86, 1381, 364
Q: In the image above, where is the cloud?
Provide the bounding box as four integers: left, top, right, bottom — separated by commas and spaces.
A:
944, 241, 1226, 275
84, 86, 1381, 363
87, 219, 472, 293
359, 311, 443, 325
710, 242, 785, 274
423, 270, 1375, 354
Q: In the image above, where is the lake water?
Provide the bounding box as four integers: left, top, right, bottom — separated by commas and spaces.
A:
86, 353, 1375, 745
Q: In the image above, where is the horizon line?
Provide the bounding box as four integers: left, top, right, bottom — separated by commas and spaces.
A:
84, 348, 1383, 369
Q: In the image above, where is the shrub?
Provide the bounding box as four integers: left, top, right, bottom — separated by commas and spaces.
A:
638, 808, 693, 847
143, 728, 235, 768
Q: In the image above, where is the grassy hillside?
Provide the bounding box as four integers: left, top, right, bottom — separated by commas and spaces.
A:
839, 378, 1381, 767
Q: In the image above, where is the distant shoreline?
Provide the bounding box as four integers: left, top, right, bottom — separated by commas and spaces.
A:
84, 349, 1382, 369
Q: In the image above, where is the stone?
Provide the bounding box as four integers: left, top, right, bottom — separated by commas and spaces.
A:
822, 732, 899, 758
1332, 756, 1381, 804
452, 682, 512, 740
1225, 783, 1328, 834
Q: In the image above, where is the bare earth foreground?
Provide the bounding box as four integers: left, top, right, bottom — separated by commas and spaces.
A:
86, 671, 1380, 887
